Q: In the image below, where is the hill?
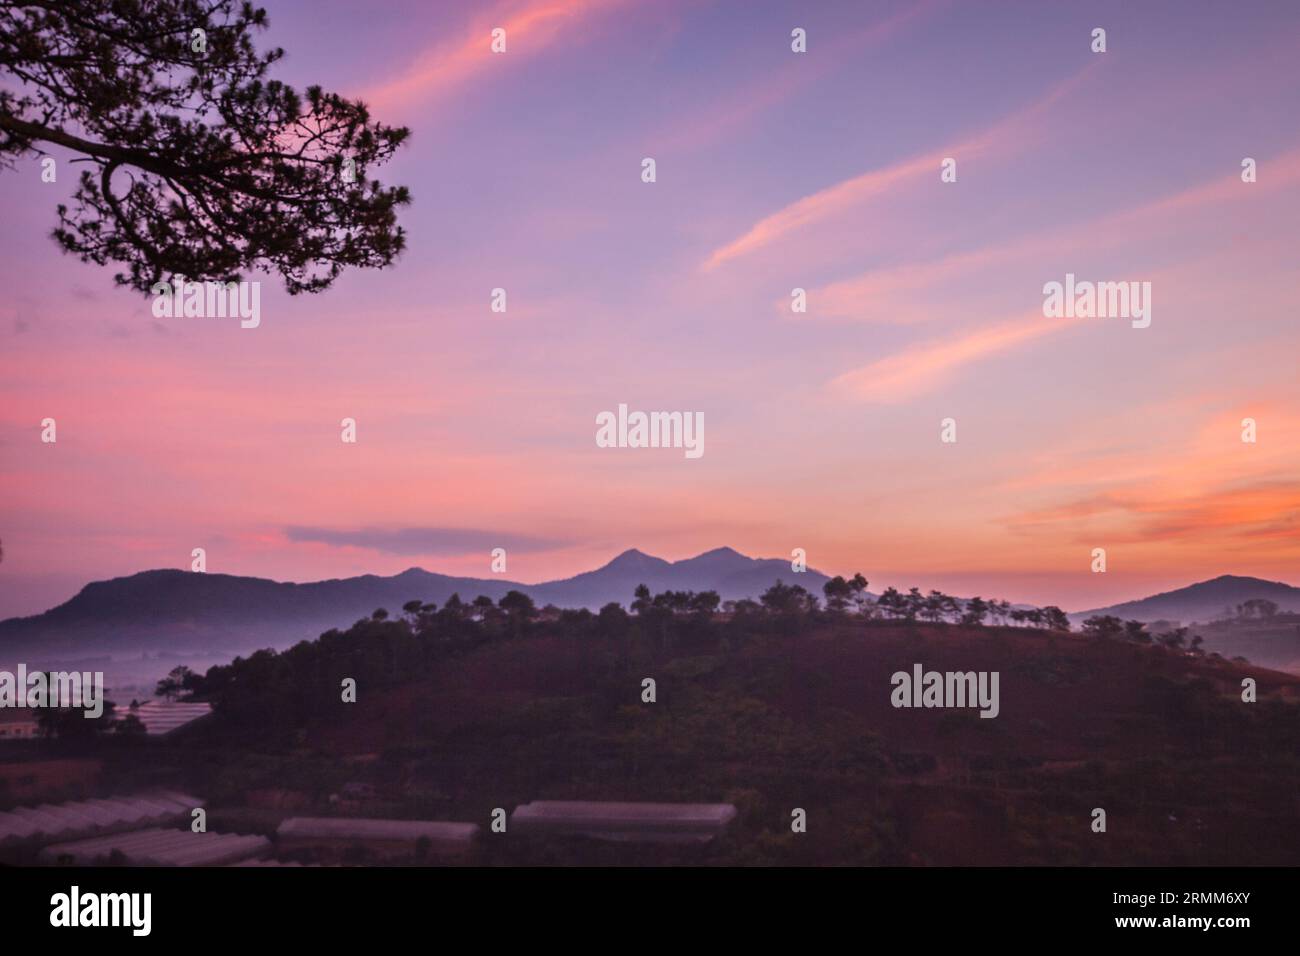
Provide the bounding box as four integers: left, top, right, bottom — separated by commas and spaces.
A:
108, 610, 1300, 867
1073, 574, 1300, 625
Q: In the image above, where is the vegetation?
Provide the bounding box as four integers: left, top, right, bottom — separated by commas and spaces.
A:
0, 0, 410, 294
16, 577, 1296, 865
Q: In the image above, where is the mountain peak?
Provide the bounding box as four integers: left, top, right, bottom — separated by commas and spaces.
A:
673, 546, 753, 568
686, 546, 745, 561
604, 548, 669, 570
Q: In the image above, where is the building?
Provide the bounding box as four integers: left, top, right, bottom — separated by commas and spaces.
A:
0, 708, 40, 741
509, 801, 738, 843
0, 790, 201, 852
127, 700, 213, 736
276, 816, 479, 861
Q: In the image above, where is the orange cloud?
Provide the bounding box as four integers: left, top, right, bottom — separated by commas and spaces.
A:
1000, 399, 1300, 571
1011, 480, 1300, 548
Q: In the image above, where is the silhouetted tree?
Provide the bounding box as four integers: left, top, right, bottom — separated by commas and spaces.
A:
760, 580, 818, 619
847, 573, 870, 614
38, 700, 118, 740
1041, 606, 1071, 632
903, 587, 924, 622
597, 602, 630, 638
1082, 615, 1124, 640
498, 591, 538, 637
155, 665, 196, 701
0, 0, 411, 294
988, 599, 1012, 626
115, 713, 147, 737
1123, 620, 1149, 643
1157, 627, 1188, 650
876, 587, 904, 620
689, 590, 721, 621
962, 596, 989, 627
823, 576, 853, 613
440, 593, 467, 623
1237, 599, 1279, 620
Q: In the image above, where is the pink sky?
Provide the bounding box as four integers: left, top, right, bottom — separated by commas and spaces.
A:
2, 0, 1299, 616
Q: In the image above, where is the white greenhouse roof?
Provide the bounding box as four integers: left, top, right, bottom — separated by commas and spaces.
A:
0, 790, 201, 847
130, 700, 213, 736
38, 826, 270, 866
510, 801, 737, 842
277, 816, 479, 844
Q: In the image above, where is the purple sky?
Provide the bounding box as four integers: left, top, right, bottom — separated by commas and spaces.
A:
2, 0, 1299, 617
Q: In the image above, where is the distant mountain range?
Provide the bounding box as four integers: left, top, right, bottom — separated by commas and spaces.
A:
4, 551, 1298, 666
1072, 574, 1300, 625
0, 547, 830, 657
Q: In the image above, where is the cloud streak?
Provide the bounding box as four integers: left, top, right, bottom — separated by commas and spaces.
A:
361, 0, 627, 112
283, 526, 571, 556
802, 145, 1300, 323
829, 311, 1081, 403
700, 62, 1100, 271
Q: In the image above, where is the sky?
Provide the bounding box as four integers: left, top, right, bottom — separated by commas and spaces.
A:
2, 0, 1299, 618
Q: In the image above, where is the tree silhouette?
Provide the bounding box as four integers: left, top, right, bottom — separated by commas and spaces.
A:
1040, 606, 1071, 631
903, 587, 924, 622
1237, 599, 1279, 620
631, 583, 651, 615
822, 575, 852, 613
846, 573, 869, 614
0, 0, 410, 294
876, 587, 903, 620
1122, 619, 1149, 643
498, 590, 536, 617
155, 664, 196, 700
1081, 615, 1124, 640
988, 599, 1012, 626
921, 590, 946, 623
961, 596, 989, 627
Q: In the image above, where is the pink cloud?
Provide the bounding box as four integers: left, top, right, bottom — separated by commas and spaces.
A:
700, 62, 1102, 271
829, 311, 1080, 403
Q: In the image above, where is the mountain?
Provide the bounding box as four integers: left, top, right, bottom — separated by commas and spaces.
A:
1072, 575, 1300, 625
532, 547, 828, 609
0, 548, 829, 657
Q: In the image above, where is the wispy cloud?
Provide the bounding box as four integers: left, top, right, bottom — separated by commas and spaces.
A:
655, 2, 943, 155
829, 311, 1079, 403
283, 526, 571, 556
361, 0, 627, 112
700, 62, 1100, 271
801, 145, 1300, 323
1009, 480, 1300, 548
